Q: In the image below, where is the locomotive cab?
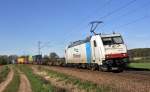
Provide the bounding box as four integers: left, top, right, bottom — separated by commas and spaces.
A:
90, 33, 128, 71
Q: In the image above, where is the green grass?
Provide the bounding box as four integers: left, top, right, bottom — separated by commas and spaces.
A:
38, 66, 112, 92
3, 66, 20, 92
130, 59, 150, 63
0, 65, 10, 83
17, 65, 59, 92
128, 63, 150, 69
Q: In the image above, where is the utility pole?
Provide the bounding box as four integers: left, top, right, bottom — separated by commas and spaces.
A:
38, 41, 41, 55
37, 41, 51, 55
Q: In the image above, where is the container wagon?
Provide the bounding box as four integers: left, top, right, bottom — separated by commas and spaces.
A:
32, 55, 42, 64
65, 33, 129, 72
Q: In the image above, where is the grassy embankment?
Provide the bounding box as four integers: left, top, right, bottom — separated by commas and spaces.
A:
17, 65, 63, 92
0, 65, 10, 83
38, 66, 112, 92
3, 66, 20, 92
128, 63, 150, 69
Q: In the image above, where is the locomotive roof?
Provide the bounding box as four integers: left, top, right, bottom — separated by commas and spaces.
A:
100, 33, 121, 38
67, 33, 121, 48
68, 36, 91, 48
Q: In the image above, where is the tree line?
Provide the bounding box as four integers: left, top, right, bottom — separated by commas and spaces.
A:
128, 48, 150, 58
128, 48, 150, 63
0, 55, 18, 65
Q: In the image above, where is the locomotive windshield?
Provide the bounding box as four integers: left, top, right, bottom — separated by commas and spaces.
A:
102, 36, 123, 45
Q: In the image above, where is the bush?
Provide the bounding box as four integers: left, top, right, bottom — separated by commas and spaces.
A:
0, 56, 10, 65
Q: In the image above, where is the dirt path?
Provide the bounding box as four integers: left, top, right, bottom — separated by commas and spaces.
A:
0, 66, 2, 70
31, 66, 85, 92
40, 66, 150, 92
18, 71, 32, 92
0, 68, 14, 92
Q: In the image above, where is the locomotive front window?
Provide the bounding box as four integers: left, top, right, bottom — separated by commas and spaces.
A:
113, 36, 123, 44
102, 36, 123, 45
102, 37, 113, 45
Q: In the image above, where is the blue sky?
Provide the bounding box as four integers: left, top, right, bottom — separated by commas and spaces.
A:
0, 0, 149, 56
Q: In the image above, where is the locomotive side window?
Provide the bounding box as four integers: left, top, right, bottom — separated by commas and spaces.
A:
93, 40, 97, 47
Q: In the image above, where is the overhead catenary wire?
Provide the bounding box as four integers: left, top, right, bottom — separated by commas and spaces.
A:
82, 0, 137, 35
54, 0, 142, 48
63, 0, 113, 40
59, 0, 137, 47
97, 0, 137, 20
37, 41, 52, 55
102, 1, 150, 30
110, 1, 150, 21
54, 0, 113, 47
113, 15, 150, 30
42, 1, 149, 56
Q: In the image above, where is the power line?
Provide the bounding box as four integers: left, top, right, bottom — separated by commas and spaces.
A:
37, 41, 52, 55
57, 0, 137, 46
113, 1, 150, 20
63, 0, 113, 41
41, 41, 51, 48
86, 0, 112, 20
113, 15, 149, 30
102, 1, 150, 30
98, 0, 137, 20
65, 0, 137, 38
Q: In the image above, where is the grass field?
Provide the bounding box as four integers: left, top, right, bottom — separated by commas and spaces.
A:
128, 63, 150, 69
39, 66, 111, 92
17, 65, 57, 92
0, 65, 10, 83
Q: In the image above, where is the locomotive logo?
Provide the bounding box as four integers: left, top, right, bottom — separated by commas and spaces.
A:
74, 48, 79, 52
73, 54, 81, 58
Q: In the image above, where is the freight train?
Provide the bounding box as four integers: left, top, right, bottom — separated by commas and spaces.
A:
65, 33, 129, 72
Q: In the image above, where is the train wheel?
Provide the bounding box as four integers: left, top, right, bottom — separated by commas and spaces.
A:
100, 65, 109, 72
112, 67, 124, 73
91, 67, 95, 71
90, 64, 97, 71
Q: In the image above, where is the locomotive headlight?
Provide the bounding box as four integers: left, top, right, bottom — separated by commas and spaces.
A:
122, 53, 126, 56
122, 53, 128, 57
106, 55, 110, 58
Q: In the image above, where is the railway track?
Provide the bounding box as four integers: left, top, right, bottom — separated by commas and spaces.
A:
51, 65, 150, 76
